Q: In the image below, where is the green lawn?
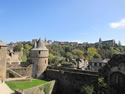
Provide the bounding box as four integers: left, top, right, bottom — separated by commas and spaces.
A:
6, 79, 47, 90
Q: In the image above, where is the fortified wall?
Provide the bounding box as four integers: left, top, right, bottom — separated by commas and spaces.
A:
6, 65, 32, 78
44, 66, 98, 94
0, 40, 7, 80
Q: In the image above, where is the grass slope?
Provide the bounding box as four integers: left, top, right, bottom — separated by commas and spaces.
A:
6, 79, 47, 90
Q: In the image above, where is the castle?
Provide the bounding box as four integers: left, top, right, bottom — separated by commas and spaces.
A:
0, 37, 49, 80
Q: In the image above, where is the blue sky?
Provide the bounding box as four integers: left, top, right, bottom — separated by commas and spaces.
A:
0, 0, 125, 44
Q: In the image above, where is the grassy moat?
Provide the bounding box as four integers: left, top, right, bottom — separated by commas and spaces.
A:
6, 79, 47, 90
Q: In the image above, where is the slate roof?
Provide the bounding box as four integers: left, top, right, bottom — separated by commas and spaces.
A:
32, 37, 48, 51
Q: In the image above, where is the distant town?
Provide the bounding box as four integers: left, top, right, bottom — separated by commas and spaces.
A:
8, 38, 121, 47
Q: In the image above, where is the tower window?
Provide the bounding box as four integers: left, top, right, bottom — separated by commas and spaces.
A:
39, 51, 41, 54
0, 46, 1, 49
45, 60, 46, 64
94, 63, 97, 66
115, 74, 119, 84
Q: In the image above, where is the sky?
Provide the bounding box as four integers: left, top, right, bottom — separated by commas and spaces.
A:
0, 0, 125, 44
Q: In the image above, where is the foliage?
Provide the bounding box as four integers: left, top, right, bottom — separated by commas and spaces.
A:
23, 44, 31, 57
48, 53, 55, 64
80, 85, 94, 94
48, 54, 60, 65
65, 52, 73, 60
72, 49, 84, 59
21, 57, 27, 62
47, 44, 125, 64
22, 43, 32, 62
44, 83, 51, 94
87, 47, 101, 61
13, 44, 22, 52
98, 77, 108, 92
24, 44, 30, 49
52, 56, 60, 65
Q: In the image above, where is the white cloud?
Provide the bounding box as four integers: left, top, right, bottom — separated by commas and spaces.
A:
109, 19, 125, 29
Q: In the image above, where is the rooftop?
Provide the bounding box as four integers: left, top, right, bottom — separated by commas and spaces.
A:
32, 37, 48, 51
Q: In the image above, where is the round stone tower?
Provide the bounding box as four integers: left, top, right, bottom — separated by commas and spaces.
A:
31, 37, 49, 78
0, 40, 7, 80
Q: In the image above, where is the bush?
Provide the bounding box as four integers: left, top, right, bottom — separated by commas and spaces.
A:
81, 85, 94, 94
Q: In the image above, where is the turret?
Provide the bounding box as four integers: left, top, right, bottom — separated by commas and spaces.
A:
31, 37, 49, 78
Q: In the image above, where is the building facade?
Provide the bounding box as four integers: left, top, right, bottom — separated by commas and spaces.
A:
89, 58, 109, 71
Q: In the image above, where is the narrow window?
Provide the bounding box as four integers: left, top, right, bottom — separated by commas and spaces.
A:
115, 74, 119, 84
45, 60, 46, 64
94, 63, 97, 66
39, 51, 41, 54
99, 63, 102, 67
0, 46, 1, 49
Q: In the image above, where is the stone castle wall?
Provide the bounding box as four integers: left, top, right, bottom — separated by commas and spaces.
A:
0, 46, 7, 80
44, 68, 98, 94
7, 65, 32, 78
31, 50, 49, 58
32, 58, 48, 78
31, 49, 49, 78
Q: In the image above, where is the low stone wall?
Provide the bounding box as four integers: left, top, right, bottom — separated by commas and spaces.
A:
7, 65, 32, 78
23, 80, 55, 94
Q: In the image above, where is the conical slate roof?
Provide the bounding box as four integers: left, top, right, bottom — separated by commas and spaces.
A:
32, 37, 48, 51
0, 40, 7, 46
33, 41, 37, 48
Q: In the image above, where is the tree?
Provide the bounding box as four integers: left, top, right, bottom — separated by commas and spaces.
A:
65, 52, 73, 60
72, 49, 84, 59
13, 44, 22, 52
48, 53, 54, 64
24, 44, 30, 49
87, 47, 101, 61
53, 56, 60, 65
23, 49, 30, 57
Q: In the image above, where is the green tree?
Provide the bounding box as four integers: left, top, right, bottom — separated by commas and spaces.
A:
72, 49, 84, 59
87, 47, 101, 61
65, 52, 73, 60
23, 49, 30, 57
13, 44, 22, 52
24, 44, 30, 49
53, 56, 60, 65
48, 53, 54, 64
